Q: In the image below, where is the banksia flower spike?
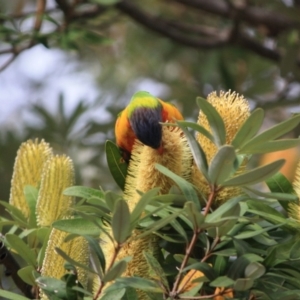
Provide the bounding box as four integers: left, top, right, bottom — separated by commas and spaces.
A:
192, 90, 250, 204
288, 162, 300, 222
9, 139, 52, 218
39, 155, 89, 298
36, 155, 75, 227
100, 126, 192, 299
40, 227, 89, 299
125, 126, 192, 209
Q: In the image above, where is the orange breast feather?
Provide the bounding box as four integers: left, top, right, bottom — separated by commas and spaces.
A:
115, 107, 136, 154
159, 100, 184, 122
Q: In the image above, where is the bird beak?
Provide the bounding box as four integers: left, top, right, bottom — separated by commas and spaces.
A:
157, 143, 164, 155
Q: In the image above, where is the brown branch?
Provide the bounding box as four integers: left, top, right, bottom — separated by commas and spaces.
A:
171, 231, 199, 297
164, 21, 227, 38
116, 0, 227, 49
55, 0, 72, 19
174, 0, 300, 33
72, 5, 107, 21
0, 54, 18, 72
115, 0, 285, 63
234, 31, 281, 62
33, 0, 47, 32
93, 243, 122, 300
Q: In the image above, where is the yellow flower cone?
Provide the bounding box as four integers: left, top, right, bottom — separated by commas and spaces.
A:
36, 155, 75, 227
214, 287, 234, 299
99, 126, 192, 299
192, 90, 250, 204
40, 227, 89, 299
9, 139, 52, 218
288, 161, 300, 221
178, 269, 204, 293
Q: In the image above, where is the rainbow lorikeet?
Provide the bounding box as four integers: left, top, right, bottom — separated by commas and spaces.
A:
115, 91, 184, 162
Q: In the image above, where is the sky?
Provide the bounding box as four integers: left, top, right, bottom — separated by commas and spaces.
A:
0, 42, 170, 136
0, 45, 101, 127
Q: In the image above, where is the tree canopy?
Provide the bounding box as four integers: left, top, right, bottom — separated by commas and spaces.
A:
1, 0, 300, 199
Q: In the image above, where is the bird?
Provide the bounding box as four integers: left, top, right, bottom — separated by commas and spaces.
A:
115, 91, 184, 162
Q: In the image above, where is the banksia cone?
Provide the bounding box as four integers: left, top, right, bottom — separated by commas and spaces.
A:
288, 162, 300, 221
40, 227, 89, 299
192, 90, 250, 204
214, 287, 234, 299
125, 126, 192, 209
9, 139, 52, 218
100, 126, 192, 299
36, 155, 74, 227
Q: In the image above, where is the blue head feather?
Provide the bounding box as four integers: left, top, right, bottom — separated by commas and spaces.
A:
129, 105, 163, 149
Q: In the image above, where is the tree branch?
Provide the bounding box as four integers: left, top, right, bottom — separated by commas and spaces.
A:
116, 0, 228, 49
116, 0, 283, 62
174, 0, 300, 33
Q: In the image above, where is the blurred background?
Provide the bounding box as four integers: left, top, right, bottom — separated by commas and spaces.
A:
1, 0, 300, 202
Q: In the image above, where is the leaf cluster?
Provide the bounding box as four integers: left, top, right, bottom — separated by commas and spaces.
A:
2, 100, 300, 299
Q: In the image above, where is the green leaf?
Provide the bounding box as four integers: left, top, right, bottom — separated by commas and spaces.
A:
290, 240, 300, 260
24, 185, 38, 228
240, 139, 300, 154
123, 287, 139, 300
234, 278, 254, 291
217, 204, 241, 236
184, 202, 204, 230
206, 196, 244, 223
105, 191, 122, 213
196, 97, 226, 146
266, 172, 297, 211
37, 228, 51, 268
92, 0, 121, 5
106, 140, 128, 190
222, 159, 285, 187
143, 251, 169, 289
55, 247, 96, 274
231, 108, 265, 148
64, 185, 105, 200
130, 188, 160, 227
244, 262, 265, 279
155, 164, 200, 210
246, 199, 297, 230
84, 235, 106, 273
0, 290, 30, 300
5, 234, 36, 267
234, 223, 283, 240
169, 219, 188, 242
17, 265, 36, 286
136, 209, 183, 240
112, 199, 131, 244
208, 145, 237, 185
177, 121, 209, 181
115, 277, 163, 293
52, 218, 101, 236
101, 288, 126, 300
183, 262, 217, 281
36, 277, 67, 299
0, 201, 27, 227
239, 114, 300, 151
177, 120, 214, 142
213, 255, 227, 276
103, 259, 128, 282
212, 248, 236, 257
210, 276, 235, 287
243, 186, 298, 202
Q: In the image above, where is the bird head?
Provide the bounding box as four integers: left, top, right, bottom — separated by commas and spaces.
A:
128, 91, 163, 152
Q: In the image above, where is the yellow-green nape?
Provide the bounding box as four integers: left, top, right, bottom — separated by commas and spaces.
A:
128, 91, 161, 116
